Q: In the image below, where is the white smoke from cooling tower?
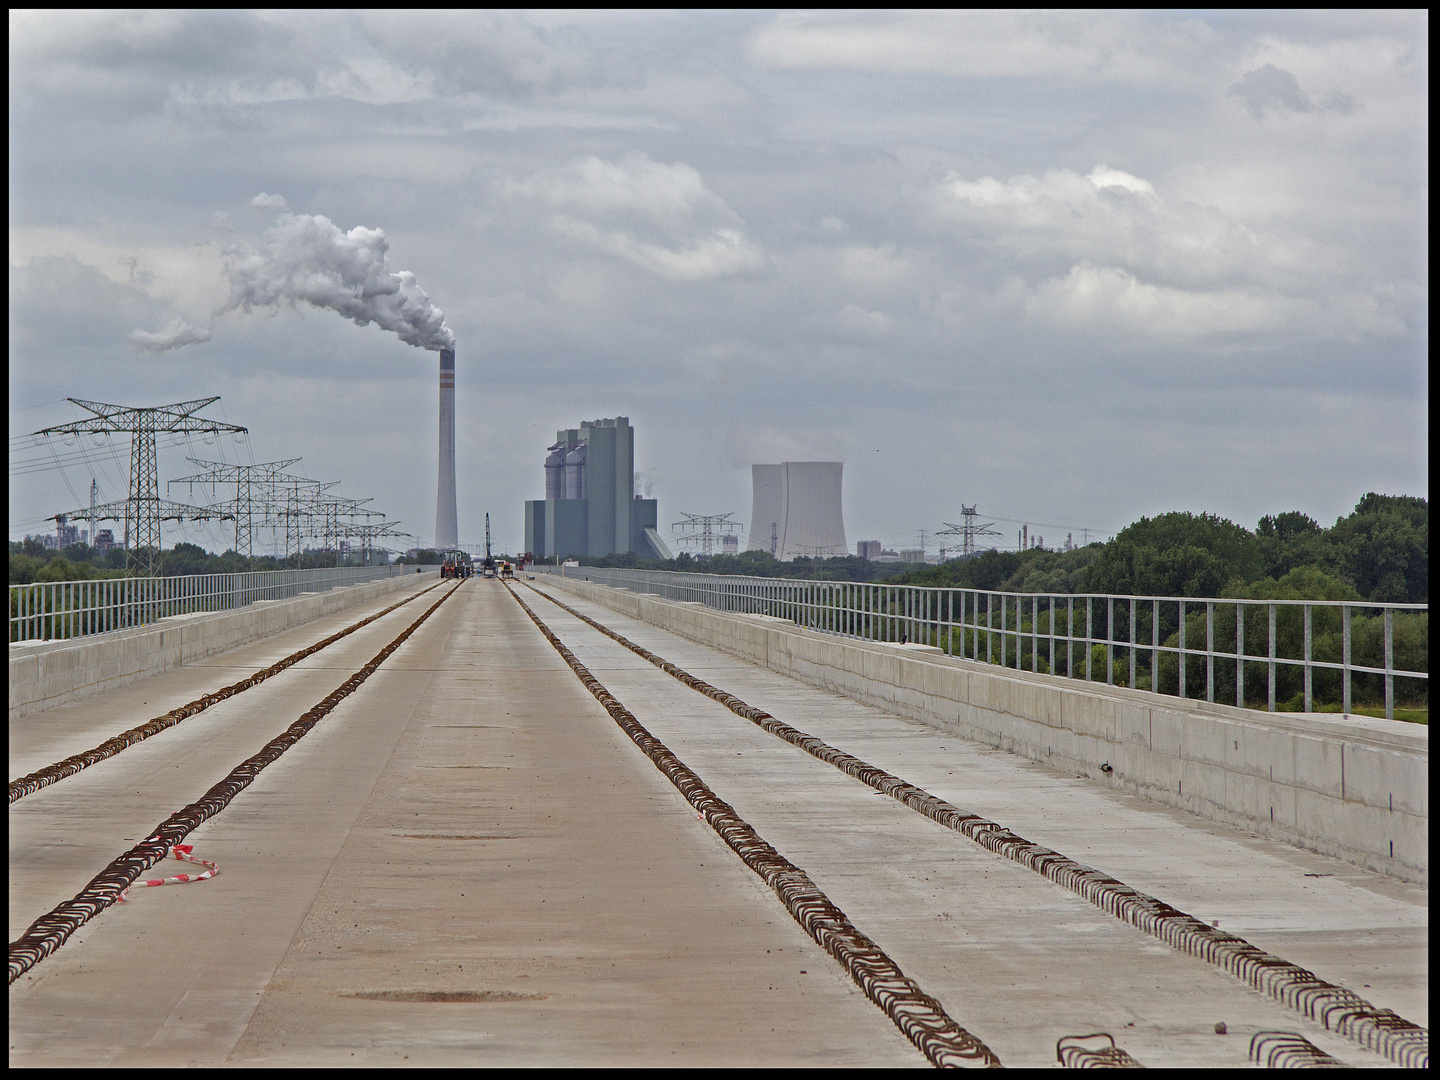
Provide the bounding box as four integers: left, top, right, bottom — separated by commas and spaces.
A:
747, 462, 847, 560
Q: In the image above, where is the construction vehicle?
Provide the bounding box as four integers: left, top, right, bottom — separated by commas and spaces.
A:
439, 549, 473, 579
499, 560, 514, 579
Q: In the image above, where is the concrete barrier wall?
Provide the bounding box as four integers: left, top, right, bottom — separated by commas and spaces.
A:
543, 576, 1428, 885
9, 571, 435, 721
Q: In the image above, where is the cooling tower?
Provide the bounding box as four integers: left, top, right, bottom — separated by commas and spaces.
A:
434, 347, 458, 550
747, 461, 846, 560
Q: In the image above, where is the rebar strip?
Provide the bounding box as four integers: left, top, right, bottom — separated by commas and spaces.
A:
1055, 1033, 1144, 1068
9, 581, 444, 804
8, 581, 462, 985
1249, 1030, 1350, 1068
504, 583, 999, 1070
524, 582, 1428, 1070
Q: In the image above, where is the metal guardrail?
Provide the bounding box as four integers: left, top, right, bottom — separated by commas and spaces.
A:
10, 565, 406, 645
536, 566, 1428, 720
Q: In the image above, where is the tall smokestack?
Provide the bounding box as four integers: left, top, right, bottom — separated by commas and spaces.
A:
435, 347, 458, 550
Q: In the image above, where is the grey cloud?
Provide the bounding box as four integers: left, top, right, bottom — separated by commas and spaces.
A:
11, 255, 168, 350
9, 10, 618, 119
9, 10, 321, 116
358, 11, 618, 98
505, 153, 766, 280
1228, 63, 1356, 119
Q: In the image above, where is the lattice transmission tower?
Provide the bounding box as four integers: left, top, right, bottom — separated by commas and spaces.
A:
336, 520, 411, 565
672, 512, 739, 558
937, 504, 1004, 559
33, 397, 247, 575
169, 458, 301, 559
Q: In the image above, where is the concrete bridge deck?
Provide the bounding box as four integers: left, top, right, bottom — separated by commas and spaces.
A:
8, 576, 1427, 1067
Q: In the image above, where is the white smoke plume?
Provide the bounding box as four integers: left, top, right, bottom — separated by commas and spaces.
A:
130, 316, 213, 353
131, 201, 455, 353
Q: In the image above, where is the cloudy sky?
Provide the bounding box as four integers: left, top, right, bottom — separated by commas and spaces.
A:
9, 10, 1428, 556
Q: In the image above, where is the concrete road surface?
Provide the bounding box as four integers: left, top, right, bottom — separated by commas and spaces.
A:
9, 576, 1426, 1067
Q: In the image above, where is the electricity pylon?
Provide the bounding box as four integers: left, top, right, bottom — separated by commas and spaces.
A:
34, 397, 248, 574
169, 458, 301, 558
672, 512, 738, 557
336, 520, 411, 565
938, 505, 1004, 559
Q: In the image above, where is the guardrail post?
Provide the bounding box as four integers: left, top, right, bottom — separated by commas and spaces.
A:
1106, 597, 1113, 684
1206, 601, 1214, 703
1178, 600, 1186, 698
1129, 598, 1136, 689
947, 589, 954, 654
1341, 605, 1351, 715
1151, 599, 1159, 693
1303, 604, 1313, 713
1067, 597, 1074, 677
1237, 602, 1245, 708
1084, 597, 1092, 681
1267, 603, 1277, 712
1384, 608, 1394, 720
1033, 595, 1039, 673
1014, 595, 1021, 668
1002, 593, 1013, 668
1048, 596, 1056, 675
987, 593, 994, 663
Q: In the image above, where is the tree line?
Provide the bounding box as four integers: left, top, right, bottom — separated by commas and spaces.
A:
572, 493, 1426, 604
8, 540, 376, 585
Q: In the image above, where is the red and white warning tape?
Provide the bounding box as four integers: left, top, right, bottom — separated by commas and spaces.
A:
118, 843, 219, 900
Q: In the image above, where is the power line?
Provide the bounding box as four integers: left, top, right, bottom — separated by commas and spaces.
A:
672, 512, 739, 558
31, 397, 248, 574
980, 511, 1119, 538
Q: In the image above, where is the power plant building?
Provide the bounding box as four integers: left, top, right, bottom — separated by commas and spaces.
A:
747, 462, 847, 560
524, 417, 669, 560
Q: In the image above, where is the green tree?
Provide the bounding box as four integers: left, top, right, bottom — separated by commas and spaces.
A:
1321, 493, 1427, 602
1079, 512, 1261, 596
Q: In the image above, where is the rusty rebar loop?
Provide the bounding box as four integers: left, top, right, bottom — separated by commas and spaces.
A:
1056, 1033, 1144, 1068
1249, 1030, 1350, 1068
503, 582, 1000, 1069
523, 582, 1428, 1070
10, 581, 446, 804
8, 581, 463, 985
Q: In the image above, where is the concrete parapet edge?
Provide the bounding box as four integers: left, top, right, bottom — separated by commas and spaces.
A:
544, 575, 1428, 885
8, 573, 427, 721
